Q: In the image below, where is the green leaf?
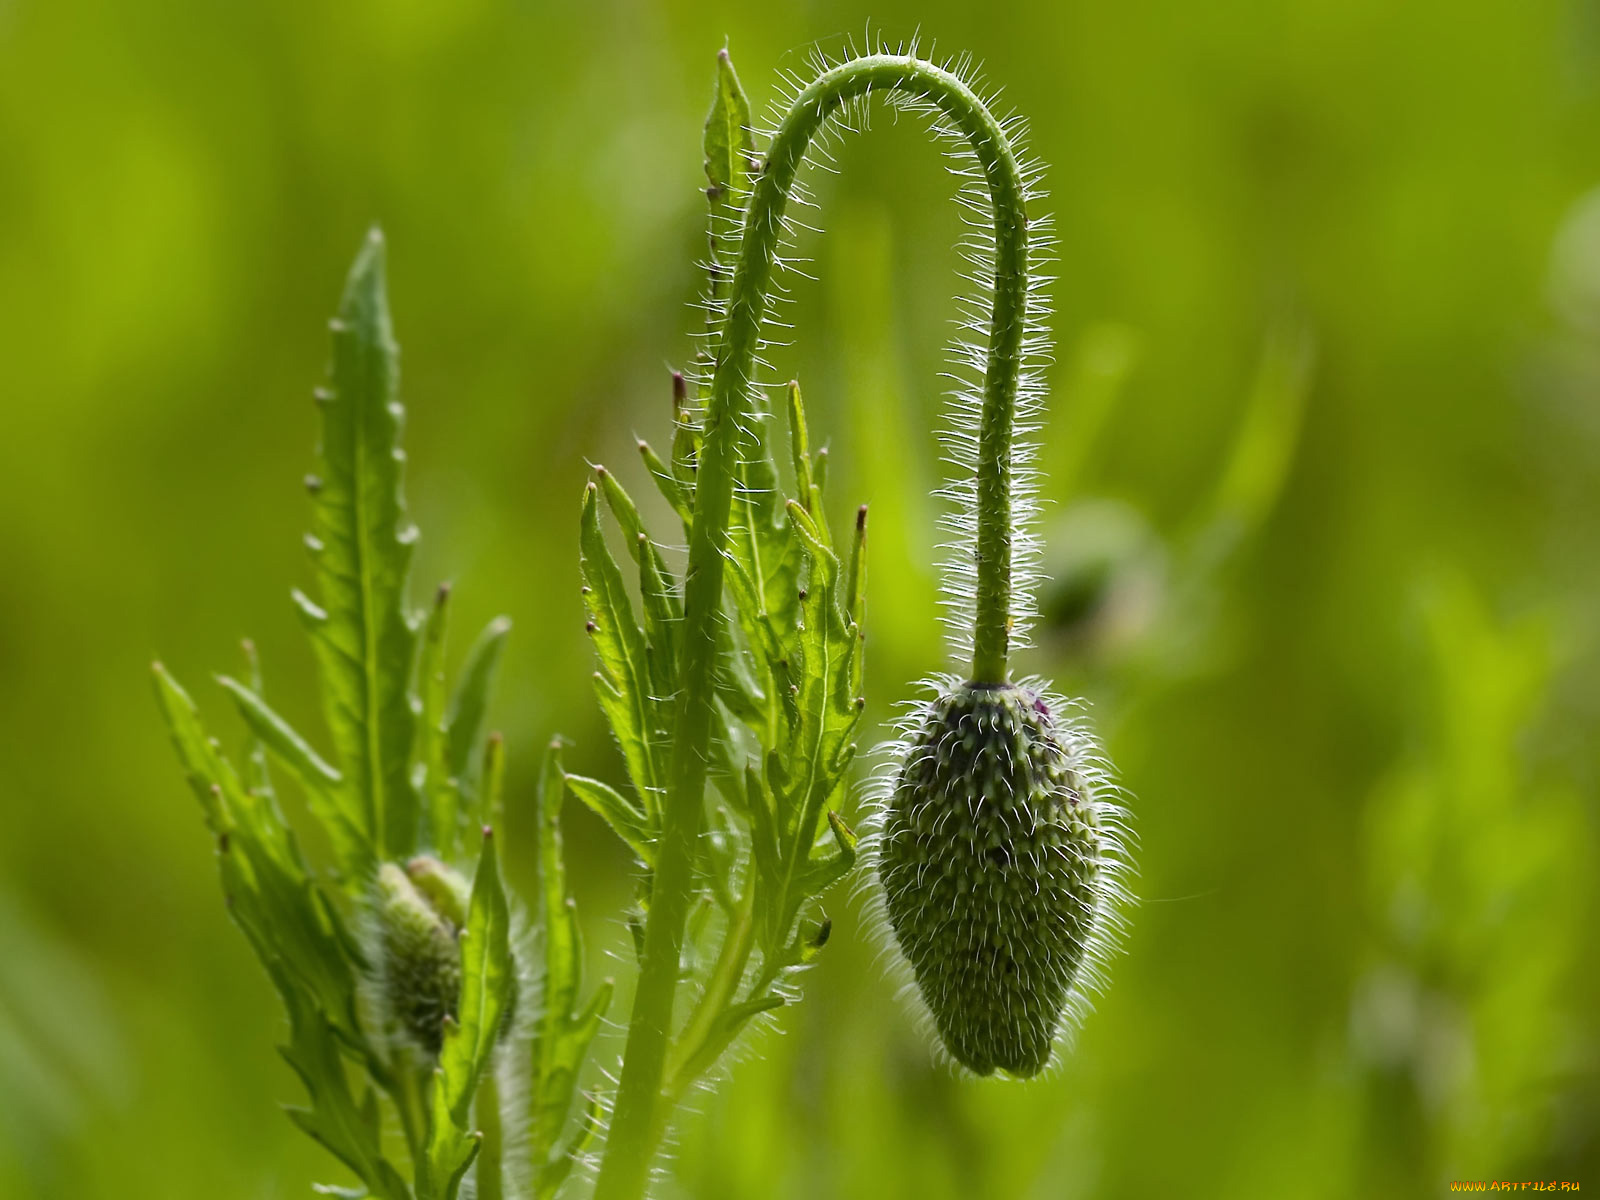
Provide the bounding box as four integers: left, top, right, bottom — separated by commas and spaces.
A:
419, 828, 512, 1199
703, 46, 755, 211
578, 481, 664, 819
441, 830, 513, 1119
301, 227, 420, 862
479, 731, 506, 831
534, 744, 580, 1029
416, 583, 453, 855
564, 773, 654, 867
216, 675, 369, 882
444, 615, 511, 805
153, 664, 361, 1030
530, 743, 612, 1195
535, 1093, 604, 1200
279, 983, 411, 1200
637, 438, 693, 533
239, 639, 276, 800
595, 466, 682, 709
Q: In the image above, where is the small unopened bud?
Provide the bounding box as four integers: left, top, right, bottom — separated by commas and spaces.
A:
880, 681, 1108, 1077
374, 862, 465, 1056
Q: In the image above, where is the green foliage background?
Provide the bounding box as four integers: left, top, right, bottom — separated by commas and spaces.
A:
2, 0, 1597, 1196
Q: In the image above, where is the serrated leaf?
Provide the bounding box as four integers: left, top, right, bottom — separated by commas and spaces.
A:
302, 228, 420, 861
153, 665, 361, 1030
596, 467, 681, 707
216, 675, 369, 881
279, 984, 411, 1200
578, 482, 664, 819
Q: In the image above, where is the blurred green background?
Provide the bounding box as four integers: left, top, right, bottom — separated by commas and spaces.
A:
2, 0, 1598, 1196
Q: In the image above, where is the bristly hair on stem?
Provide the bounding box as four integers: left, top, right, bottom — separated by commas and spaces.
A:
595, 37, 1062, 1199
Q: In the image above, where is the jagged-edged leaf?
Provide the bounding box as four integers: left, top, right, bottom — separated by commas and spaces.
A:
564, 773, 654, 867
579, 481, 664, 817
153, 665, 360, 1027
300, 228, 419, 863
420, 827, 512, 1199
279, 982, 411, 1200
596, 466, 682, 705
216, 675, 369, 881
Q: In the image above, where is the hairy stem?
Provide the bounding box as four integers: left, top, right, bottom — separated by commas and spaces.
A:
594, 53, 1033, 1199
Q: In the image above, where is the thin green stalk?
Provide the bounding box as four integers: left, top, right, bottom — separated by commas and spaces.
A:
594, 53, 1034, 1199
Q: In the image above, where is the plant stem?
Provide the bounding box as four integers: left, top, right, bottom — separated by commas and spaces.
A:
593, 54, 1033, 1200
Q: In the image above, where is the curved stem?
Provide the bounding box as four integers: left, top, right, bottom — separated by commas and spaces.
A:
594, 54, 1033, 1200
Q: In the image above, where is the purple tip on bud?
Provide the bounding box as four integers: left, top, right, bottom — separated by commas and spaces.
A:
1033, 695, 1051, 719
856, 504, 868, 531
672, 371, 688, 412
435, 581, 452, 604
482, 825, 494, 840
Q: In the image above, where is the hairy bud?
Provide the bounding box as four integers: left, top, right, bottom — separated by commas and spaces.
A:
374, 859, 468, 1055
880, 681, 1110, 1077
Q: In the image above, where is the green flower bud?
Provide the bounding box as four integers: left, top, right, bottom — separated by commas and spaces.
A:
879, 680, 1119, 1077
374, 861, 464, 1056
405, 854, 470, 929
